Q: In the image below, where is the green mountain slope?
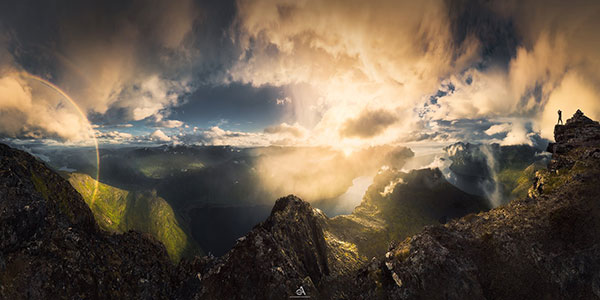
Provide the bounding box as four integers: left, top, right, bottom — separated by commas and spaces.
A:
498, 160, 547, 199
322, 168, 489, 274
66, 172, 202, 261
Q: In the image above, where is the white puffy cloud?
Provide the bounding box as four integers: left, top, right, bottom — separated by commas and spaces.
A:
485, 123, 511, 136
276, 97, 292, 105
263, 122, 307, 138
95, 130, 134, 144
150, 129, 172, 142
500, 121, 535, 146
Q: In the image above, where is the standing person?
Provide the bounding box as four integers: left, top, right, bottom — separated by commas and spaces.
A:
558, 109, 563, 125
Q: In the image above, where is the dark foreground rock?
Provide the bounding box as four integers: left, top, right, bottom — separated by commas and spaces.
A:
176, 195, 331, 299
0, 143, 175, 299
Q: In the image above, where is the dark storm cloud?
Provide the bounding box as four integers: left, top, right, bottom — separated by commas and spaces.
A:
1, 0, 599, 148
0, 0, 240, 127
446, 0, 521, 69
340, 109, 398, 139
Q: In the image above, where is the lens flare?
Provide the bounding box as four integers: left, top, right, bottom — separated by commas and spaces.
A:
21, 72, 101, 203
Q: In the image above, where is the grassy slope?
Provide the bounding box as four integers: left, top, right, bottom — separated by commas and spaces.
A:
67, 172, 202, 262
497, 160, 548, 200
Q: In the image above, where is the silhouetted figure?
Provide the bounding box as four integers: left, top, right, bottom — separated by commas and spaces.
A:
557, 109, 563, 125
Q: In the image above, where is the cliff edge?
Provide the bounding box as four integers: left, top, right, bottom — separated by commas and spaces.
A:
364, 110, 600, 299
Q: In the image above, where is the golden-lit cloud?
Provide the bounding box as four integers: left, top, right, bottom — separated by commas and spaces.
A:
0, 72, 94, 142
252, 145, 413, 202
0, 0, 198, 141
150, 129, 172, 142
229, 0, 479, 148
1, 0, 599, 148
230, 0, 600, 148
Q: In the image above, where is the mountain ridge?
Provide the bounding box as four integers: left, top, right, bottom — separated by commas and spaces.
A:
0, 143, 175, 298
357, 110, 600, 299
1, 110, 599, 299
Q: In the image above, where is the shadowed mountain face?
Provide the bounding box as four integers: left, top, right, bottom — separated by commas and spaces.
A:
2, 110, 599, 299
443, 142, 549, 206
188, 205, 271, 256
323, 167, 489, 267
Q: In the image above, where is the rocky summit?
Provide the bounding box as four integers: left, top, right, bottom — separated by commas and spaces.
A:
2, 110, 600, 299
0, 143, 175, 299
359, 110, 600, 299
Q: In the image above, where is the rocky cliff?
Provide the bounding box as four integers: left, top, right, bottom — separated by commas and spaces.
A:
0, 143, 175, 299
358, 110, 600, 299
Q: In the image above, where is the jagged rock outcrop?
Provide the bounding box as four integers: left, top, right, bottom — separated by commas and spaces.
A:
0, 143, 175, 299
177, 195, 331, 299
362, 110, 600, 299
547, 109, 600, 155
0, 142, 336, 299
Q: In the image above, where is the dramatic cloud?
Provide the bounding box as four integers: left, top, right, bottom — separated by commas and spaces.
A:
339, 109, 398, 139
229, 0, 479, 148
52, 0, 198, 122
0, 0, 200, 140
1, 0, 599, 149
424, 0, 600, 139
229, 0, 600, 148
0, 72, 94, 142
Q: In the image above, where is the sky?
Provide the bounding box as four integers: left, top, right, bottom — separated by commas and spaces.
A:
0, 0, 599, 152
